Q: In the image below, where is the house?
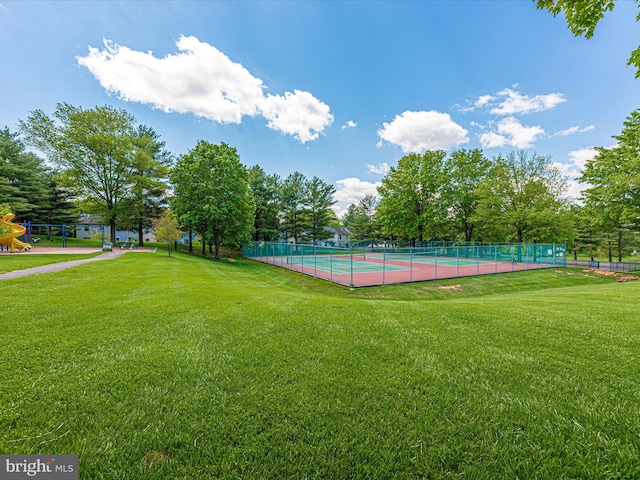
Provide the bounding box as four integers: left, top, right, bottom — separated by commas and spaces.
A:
76, 213, 157, 243
322, 226, 352, 247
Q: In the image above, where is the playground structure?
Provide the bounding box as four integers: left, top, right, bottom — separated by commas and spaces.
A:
0, 213, 32, 252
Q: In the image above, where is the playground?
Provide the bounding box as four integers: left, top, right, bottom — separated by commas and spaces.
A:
0, 213, 32, 252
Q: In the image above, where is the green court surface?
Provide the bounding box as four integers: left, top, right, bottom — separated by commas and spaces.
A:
365, 252, 489, 266
285, 255, 408, 274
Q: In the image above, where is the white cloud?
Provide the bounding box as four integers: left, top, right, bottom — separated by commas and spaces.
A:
479, 117, 544, 149
366, 162, 390, 175
334, 177, 381, 205
377, 110, 469, 153
469, 88, 566, 116
261, 90, 333, 143
342, 120, 357, 129
490, 88, 566, 115
77, 36, 333, 143
474, 94, 494, 108
552, 147, 598, 200
478, 131, 508, 149
552, 125, 595, 137
568, 147, 597, 171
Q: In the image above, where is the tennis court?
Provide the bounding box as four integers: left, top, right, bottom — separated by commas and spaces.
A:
243, 242, 567, 288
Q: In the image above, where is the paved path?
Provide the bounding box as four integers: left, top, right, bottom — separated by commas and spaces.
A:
0, 250, 132, 281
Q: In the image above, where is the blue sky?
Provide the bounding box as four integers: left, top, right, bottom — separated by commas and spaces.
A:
1, 1, 639, 216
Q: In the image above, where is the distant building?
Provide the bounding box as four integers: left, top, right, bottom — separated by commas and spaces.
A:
322, 226, 352, 247
75, 213, 157, 243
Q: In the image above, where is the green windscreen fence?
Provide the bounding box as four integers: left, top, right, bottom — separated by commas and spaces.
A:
242, 242, 567, 288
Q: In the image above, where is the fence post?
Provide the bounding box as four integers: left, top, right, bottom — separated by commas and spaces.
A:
410, 247, 413, 283
350, 246, 354, 288
382, 245, 386, 285
330, 248, 333, 283
435, 249, 438, 279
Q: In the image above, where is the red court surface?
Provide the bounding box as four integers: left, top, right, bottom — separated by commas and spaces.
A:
250, 255, 558, 287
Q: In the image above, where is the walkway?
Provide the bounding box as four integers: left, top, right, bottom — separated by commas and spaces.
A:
0, 249, 153, 281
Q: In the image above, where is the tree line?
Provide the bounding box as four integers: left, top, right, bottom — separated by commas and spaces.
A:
344, 149, 573, 246
3, 102, 640, 261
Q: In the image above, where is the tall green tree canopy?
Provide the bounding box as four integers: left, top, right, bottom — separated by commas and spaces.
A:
19, 103, 168, 242
248, 165, 281, 242
444, 149, 491, 242
304, 176, 336, 242
377, 151, 448, 244
170, 141, 255, 259
580, 109, 640, 249
119, 125, 173, 245
344, 194, 381, 244
0, 127, 76, 224
474, 151, 573, 243
536, 0, 640, 78
279, 171, 309, 242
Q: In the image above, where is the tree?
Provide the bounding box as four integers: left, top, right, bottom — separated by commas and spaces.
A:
279, 172, 308, 242
304, 176, 336, 242
152, 209, 183, 257
536, 0, 640, 78
0, 127, 51, 220
19, 103, 167, 243
474, 151, 573, 243
170, 141, 255, 260
444, 149, 491, 242
119, 125, 172, 246
377, 151, 448, 244
580, 109, 640, 259
248, 165, 281, 242
341, 203, 360, 230
346, 194, 381, 244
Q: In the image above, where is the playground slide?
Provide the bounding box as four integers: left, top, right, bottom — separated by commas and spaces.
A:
0, 213, 32, 252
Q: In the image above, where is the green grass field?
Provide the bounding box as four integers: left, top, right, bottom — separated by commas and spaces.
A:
1, 252, 639, 479
0, 253, 102, 273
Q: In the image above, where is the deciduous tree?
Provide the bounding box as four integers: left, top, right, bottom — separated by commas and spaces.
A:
474, 151, 573, 243
248, 165, 281, 242
377, 151, 448, 244
19, 103, 165, 242
444, 149, 491, 242
170, 141, 255, 260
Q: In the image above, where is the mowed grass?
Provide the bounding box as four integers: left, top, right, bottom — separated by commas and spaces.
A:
0, 253, 101, 273
1, 253, 639, 479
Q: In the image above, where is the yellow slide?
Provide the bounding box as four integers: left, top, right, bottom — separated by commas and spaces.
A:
0, 213, 32, 252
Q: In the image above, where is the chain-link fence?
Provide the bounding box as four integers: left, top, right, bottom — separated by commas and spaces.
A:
243, 242, 567, 288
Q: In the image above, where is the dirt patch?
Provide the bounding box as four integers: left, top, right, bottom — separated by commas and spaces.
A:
583, 269, 639, 282
142, 451, 169, 472
437, 284, 462, 291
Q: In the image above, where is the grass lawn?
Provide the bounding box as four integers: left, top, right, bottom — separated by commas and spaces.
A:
0, 253, 102, 274
1, 252, 639, 479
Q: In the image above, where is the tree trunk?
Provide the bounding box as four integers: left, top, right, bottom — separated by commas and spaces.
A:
214, 232, 220, 260
618, 230, 623, 262
110, 218, 117, 243
202, 241, 206, 255
188, 229, 193, 253
138, 221, 145, 246
465, 225, 473, 243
